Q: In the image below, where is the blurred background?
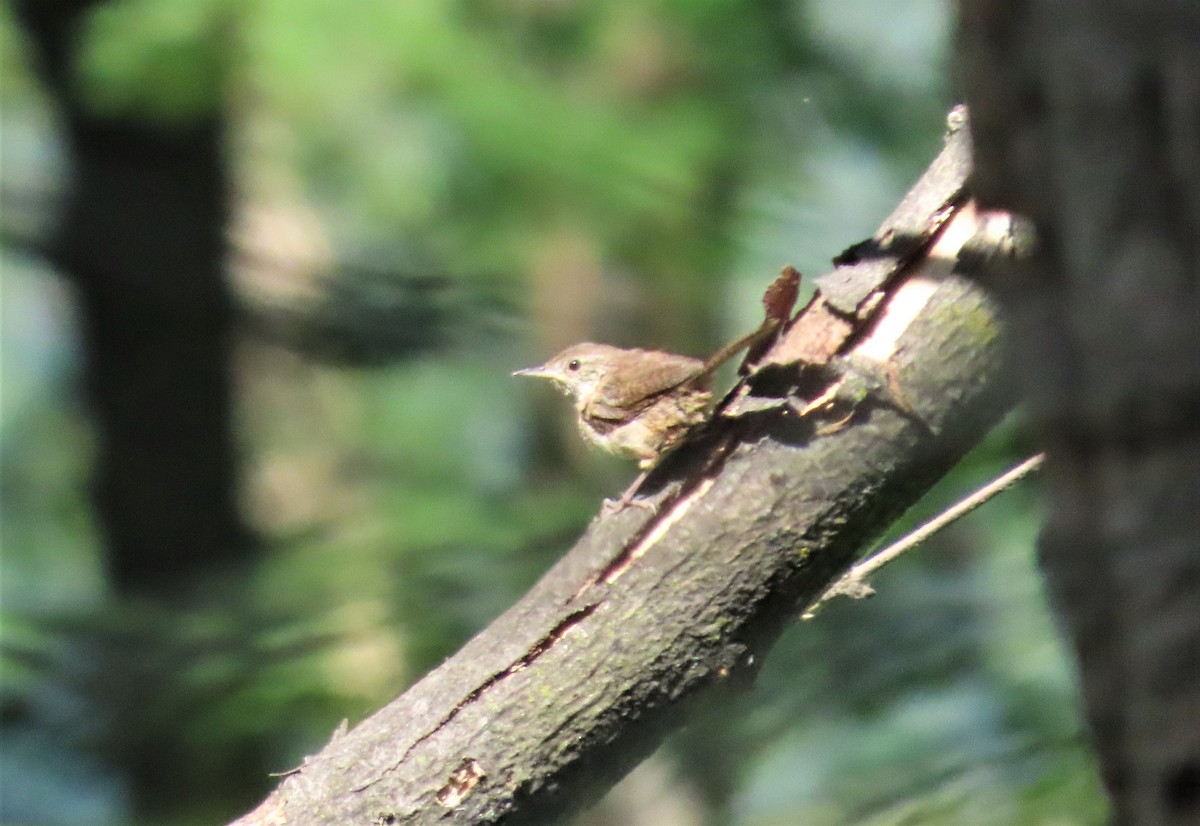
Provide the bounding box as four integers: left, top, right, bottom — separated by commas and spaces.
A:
0, 0, 1105, 823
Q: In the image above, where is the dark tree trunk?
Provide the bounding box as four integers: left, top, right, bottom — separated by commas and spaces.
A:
15, 0, 255, 595
957, 3, 1200, 823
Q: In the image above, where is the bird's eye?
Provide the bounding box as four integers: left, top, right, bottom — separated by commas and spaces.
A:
567, 359, 581, 371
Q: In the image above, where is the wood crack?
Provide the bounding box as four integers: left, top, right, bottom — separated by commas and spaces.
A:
350, 602, 601, 795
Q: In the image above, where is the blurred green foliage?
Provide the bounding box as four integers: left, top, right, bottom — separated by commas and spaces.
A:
0, 0, 1105, 824
77, 0, 234, 121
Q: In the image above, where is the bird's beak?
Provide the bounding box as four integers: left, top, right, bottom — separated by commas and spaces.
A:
512, 365, 551, 378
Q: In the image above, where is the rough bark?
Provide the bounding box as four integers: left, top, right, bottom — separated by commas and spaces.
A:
233, 111, 1018, 826
957, 2, 1200, 823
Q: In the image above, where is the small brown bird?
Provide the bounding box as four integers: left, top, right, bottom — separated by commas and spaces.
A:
515, 271, 799, 505
513, 343, 713, 469
515, 322, 780, 508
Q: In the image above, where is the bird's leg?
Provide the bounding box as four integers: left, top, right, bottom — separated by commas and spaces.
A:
602, 466, 657, 514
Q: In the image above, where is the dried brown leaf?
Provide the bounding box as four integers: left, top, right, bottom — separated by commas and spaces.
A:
762, 266, 801, 323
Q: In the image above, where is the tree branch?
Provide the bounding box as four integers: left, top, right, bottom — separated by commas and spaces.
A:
807, 452, 1044, 615
233, 107, 1016, 826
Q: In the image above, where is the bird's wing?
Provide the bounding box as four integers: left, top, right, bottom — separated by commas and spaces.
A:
585, 350, 705, 422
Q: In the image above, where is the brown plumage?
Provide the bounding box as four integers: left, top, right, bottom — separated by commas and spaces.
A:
513, 343, 712, 467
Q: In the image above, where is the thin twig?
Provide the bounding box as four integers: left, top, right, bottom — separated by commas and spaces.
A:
805, 453, 1045, 617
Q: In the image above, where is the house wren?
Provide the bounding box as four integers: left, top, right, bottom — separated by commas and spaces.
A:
513, 343, 713, 469
515, 270, 797, 504
513, 324, 772, 474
